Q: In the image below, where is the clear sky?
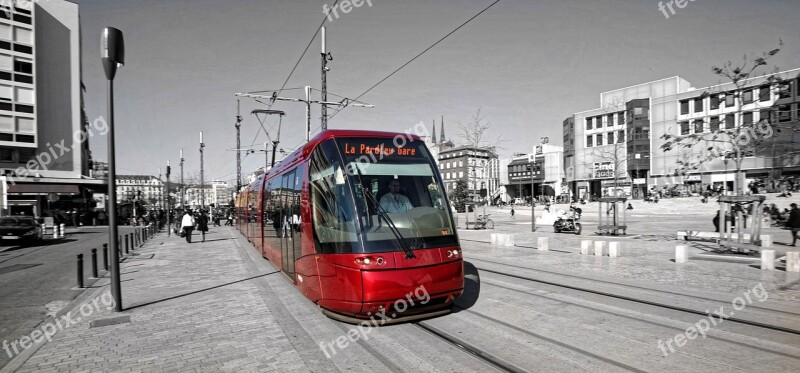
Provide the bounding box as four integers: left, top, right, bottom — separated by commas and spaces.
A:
72, 0, 800, 185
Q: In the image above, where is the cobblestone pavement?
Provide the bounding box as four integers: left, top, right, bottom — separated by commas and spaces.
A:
11, 228, 309, 373
456, 194, 800, 303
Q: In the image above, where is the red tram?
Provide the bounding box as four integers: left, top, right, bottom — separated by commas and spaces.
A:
235, 130, 464, 323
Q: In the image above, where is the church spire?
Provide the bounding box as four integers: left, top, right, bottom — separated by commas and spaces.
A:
439, 115, 445, 143
431, 119, 437, 144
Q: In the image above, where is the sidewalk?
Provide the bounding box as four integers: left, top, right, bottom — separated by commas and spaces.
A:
6, 227, 312, 372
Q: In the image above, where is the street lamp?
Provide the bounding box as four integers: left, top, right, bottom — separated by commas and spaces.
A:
527, 163, 536, 232
101, 26, 124, 312
200, 132, 205, 209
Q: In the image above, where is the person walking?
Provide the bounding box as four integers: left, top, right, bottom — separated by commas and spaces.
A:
510, 206, 515, 219
181, 210, 195, 243
196, 210, 209, 243
787, 203, 800, 246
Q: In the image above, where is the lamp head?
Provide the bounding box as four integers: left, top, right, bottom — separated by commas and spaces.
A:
101, 27, 125, 80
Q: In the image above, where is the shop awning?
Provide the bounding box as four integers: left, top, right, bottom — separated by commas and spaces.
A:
7, 184, 81, 195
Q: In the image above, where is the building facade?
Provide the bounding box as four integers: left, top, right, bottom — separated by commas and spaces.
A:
116, 175, 164, 211
0, 0, 104, 220
504, 144, 564, 201
564, 70, 800, 200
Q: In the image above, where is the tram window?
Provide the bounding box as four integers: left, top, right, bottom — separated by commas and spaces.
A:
310, 140, 358, 254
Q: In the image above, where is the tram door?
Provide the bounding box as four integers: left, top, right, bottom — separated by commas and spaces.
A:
281, 170, 297, 276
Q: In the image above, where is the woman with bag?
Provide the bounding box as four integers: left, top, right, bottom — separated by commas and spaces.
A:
181, 210, 195, 243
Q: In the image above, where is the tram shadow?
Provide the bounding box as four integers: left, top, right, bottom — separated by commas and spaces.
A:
452, 261, 480, 312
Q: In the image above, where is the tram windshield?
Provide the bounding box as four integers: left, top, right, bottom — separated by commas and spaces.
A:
309, 137, 458, 254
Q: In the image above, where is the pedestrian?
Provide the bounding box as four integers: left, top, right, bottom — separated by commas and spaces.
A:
181, 210, 195, 243
196, 210, 209, 242
510, 206, 515, 219
787, 203, 800, 246
627, 203, 633, 210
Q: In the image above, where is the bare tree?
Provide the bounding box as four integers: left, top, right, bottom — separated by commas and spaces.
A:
661, 41, 787, 195
457, 108, 504, 202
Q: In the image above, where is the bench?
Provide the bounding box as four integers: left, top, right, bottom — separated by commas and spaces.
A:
677, 231, 751, 241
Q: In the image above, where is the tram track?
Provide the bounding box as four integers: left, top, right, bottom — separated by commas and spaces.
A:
470, 259, 800, 336
412, 321, 528, 373
478, 278, 800, 361
468, 256, 800, 317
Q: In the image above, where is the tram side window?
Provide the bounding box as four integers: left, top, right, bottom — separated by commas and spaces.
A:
267, 178, 282, 237
310, 141, 358, 254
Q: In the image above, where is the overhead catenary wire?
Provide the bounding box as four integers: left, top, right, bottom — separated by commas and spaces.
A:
328, 0, 501, 121
244, 0, 340, 151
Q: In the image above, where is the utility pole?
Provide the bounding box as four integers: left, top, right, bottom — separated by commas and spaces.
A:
200, 131, 205, 209
166, 160, 171, 236
321, 26, 330, 131
235, 100, 242, 193
180, 149, 185, 209
235, 90, 372, 142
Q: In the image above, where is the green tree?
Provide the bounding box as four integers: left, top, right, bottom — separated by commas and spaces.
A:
452, 178, 469, 212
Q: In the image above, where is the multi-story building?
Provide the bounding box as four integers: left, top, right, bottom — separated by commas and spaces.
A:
0, 0, 104, 218
185, 184, 214, 209
211, 180, 232, 209
116, 175, 164, 211
564, 69, 800, 199
429, 119, 500, 202
505, 144, 564, 201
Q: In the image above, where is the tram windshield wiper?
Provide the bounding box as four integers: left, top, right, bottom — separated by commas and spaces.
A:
361, 186, 416, 259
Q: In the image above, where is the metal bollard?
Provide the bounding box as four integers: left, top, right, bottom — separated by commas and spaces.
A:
77, 254, 84, 288
59, 223, 65, 238
125, 234, 129, 254
118, 235, 122, 256
91, 249, 98, 278
103, 245, 109, 271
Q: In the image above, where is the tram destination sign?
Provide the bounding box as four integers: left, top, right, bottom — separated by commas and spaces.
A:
341, 139, 423, 159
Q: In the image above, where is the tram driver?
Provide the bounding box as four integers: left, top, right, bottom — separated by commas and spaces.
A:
380, 179, 413, 213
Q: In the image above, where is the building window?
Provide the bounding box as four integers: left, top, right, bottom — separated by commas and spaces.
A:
16, 117, 33, 133
642, 129, 649, 139
0, 24, 10, 41
458, 171, 463, 178
742, 89, 753, 104
0, 114, 11, 131
759, 85, 770, 102
607, 114, 614, 127
617, 130, 625, 143
759, 109, 771, 125
0, 133, 12, 141
595, 133, 603, 146
743, 112, 753, 126
15, 134, 33, 143
778, 105, 791, 122
725, 92, 735, 107
607, 132, 614, 144
0, 148, 13, 162
779, 81, 792, 99
693, 119, 704, 133
585, 117, 592, 130
15, 87, 33, 104
16, 104, 33, 113
680, 121, 690, 135
680, 100, 689, 115
586, 135, 593, 147
710, 94, 720, 110
617, 112, 624, 125
694, 97, 703, 112
710, 116, 720, 132
13, 58, 32, 74
13, 28, 32, 45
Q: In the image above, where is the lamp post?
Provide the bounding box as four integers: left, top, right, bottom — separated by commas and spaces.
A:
180, 149, 185, 209
527, 163, 536, 232
101, 26, 124, 312
166, 160, 171, 236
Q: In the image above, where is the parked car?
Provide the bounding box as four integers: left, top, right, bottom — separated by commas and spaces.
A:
0, 216, 43, 244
